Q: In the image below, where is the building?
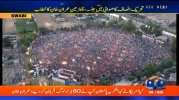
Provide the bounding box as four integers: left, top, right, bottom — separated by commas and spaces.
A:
51, 14, 65, 23
156, 35, 168, 44
52, 68, 76, 84
3, 35, 17, 49
142, 34, 155, 43
169, 73, 176, 82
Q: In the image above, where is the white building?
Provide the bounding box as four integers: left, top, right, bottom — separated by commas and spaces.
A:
142, 34, 155, 43
169, 73, 176, 82
156, 35, 168, 44
52, 68, 76, 83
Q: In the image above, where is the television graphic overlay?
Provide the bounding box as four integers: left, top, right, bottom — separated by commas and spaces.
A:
145, 76, 166, 90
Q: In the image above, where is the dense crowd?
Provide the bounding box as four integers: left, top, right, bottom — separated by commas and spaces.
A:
3, 44, 25, 85
29, 28, 172, 84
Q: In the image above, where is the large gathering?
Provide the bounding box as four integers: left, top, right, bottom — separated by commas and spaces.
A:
3, 14, 176, 86
29, 28, 172, 85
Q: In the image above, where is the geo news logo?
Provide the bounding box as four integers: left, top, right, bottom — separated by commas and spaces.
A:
145, 76, 166, 90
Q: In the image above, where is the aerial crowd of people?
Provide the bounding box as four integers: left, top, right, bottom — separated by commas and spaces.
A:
29, 28, 172, 85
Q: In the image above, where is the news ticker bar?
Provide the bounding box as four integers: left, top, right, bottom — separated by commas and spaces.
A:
0, 86, 178, 96
0, 1, 179, 13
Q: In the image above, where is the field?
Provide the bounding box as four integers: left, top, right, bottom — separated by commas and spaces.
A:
144, 14, 176, 22
33, 14, 77, 30
3, 19, 16, 34
16, 19, 38, 34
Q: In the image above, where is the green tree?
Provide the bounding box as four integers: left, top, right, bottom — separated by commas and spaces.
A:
3, 37, 12, 48
140, 25, 148, 33
85, 20, 94, 28
107, 20, 117, 27
153, 29, 163, 37
135, 72, 144, 81
159, 60, 174, 69
7, 56, 13, 60
127, 75, 136, 81
7, 60, 14, 65
168, 22, 176, 28
22, 28, 27, 34
121, 20, 136, 32
95, 21, 106, 28
141, 22, 163, 36
144, 64, 158, 77
61, 27, 69, 31
134, 31, 143, 36
171, 38, 176, 59
20, 34, 33, 46
100, 78, 110, 85
21, 44, 27, 53
19, 32, 37, 52
27, 62, 33, 70
39, 27, 50, 35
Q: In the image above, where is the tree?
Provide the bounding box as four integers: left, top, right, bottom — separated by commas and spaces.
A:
85, 20, 94, 28
39, 27, 50, 35
7, 56, 13, 60
167, 69, 176, 73
171, 38, 176, 59
56, 28, 60, 32
134, 31, 143, 36
20, 32, 37, 51
28, 81, 33, 85
168, 22, 176, 28
140, 25, 148, 33
21, 44, 27, 53
135, 72, 145, 81
107, 20, 117, 27
7, 60, 14, 65
100, 78, 110, 85
127, 75, 136, 81
20, 35, 31, 46
61, 27, 69, 31
121, 20, 136, 32
3, 37, 12, 48
26, 62, 33, 70
144, 64, 158, 77
153, 29, 163, 37
159, 60, 174, 69
95, 21, 106, 28
22, 28, 27, 34
141, 22, 163, 36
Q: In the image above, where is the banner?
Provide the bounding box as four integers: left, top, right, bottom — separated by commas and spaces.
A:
0, 1, 179, 13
